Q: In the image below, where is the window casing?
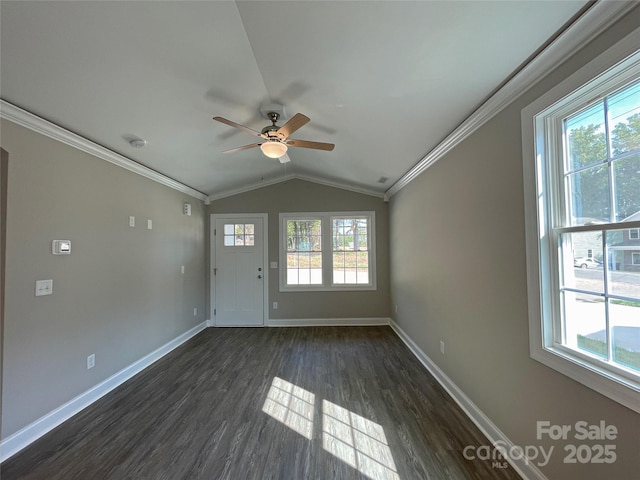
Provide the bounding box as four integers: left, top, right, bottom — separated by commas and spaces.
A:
279, 212, 376, 292
522, 32, 640, 414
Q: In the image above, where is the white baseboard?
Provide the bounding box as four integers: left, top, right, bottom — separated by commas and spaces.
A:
267, 317, 391, 327
0, 321, 208, 463
389, 319, 547, 480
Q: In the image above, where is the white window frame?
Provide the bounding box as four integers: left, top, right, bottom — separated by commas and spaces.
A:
630, 228, 640, 240
522, 28, 640, 414
632, 252, 640, 266
279, 211, 376, 292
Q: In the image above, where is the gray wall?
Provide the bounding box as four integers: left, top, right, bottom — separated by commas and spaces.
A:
1, 120, 207, 439
389, 9, 640, 480
209, 179, 390, 320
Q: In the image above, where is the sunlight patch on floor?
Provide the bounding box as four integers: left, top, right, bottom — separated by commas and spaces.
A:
322, 399, 400, 480
262, 377, 315, 439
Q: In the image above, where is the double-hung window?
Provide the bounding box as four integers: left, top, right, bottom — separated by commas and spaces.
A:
522, 33, 640, 413
280, 212, 376, 291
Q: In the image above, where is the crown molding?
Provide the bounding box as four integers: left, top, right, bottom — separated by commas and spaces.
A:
208, 172, 386, 202
295, 173, 386, 199
386, 0, 638, 198
0, 100, 209, 202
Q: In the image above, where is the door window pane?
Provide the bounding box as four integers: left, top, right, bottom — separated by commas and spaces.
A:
223, 223, 255, 247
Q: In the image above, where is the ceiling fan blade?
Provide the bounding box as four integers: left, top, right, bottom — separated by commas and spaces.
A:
286, 139, 335, 151
222, 143, 262, 154
277, 113, 310, 138
213, 116, 266, 138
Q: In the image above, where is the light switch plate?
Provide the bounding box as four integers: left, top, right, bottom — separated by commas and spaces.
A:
52, 240, 71, 255
270, 261, 278, 269
35, 279, 53, 296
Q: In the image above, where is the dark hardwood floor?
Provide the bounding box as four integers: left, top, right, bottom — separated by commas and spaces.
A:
1, 327, 522, 479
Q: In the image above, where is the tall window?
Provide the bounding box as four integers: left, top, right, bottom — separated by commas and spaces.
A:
560, 79, 640, 373
285, 218, 322, 286
332, 217, 370, 285
522, 39, 640, 413
280, 212, 376, 291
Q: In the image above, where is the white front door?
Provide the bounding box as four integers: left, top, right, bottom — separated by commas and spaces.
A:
212, 214, 266, 326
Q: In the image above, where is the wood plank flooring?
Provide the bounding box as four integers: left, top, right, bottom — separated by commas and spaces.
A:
1, 327, 522, 479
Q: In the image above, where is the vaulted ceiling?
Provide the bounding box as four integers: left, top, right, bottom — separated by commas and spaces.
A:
1, 1, 591, 198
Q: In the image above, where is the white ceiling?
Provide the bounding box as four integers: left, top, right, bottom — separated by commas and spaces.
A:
1, 0, 590, 198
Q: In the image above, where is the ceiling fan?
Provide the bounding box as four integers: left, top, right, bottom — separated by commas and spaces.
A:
213, 109, 335, 162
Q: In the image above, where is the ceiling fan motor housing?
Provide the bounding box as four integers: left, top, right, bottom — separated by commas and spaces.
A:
261, 112, 286, 139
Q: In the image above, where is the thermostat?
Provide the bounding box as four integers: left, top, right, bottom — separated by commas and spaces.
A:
52, 240, 71, 255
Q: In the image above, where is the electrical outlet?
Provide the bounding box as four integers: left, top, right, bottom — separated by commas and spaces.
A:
129, 216, 135, 227
193, 307, 198, 316
394, 304, 398, 313
35, 279, 53, 296
147, 219, 153, 230
87, 354, 95, 369
273, 302, 278, 310
440, 340, 445, 355
181, 265, 185, 274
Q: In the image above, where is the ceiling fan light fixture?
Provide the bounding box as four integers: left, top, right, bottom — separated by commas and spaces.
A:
260, 141, 288, 159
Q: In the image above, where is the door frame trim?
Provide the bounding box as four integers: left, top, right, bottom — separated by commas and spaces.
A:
210, 213, 269, 327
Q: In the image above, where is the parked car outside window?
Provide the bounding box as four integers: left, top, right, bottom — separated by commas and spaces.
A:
573, 257, 601, 269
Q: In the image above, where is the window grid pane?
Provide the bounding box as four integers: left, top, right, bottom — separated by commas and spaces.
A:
562, 291, 608, 360
564, 102, 607, 172
608, 80, 640, 158
613, 154, 640, 222
566, 165, 610, 225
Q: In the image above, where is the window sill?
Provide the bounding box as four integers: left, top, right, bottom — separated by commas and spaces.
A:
531, 343, 640, 414
279, 284, 377, 293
